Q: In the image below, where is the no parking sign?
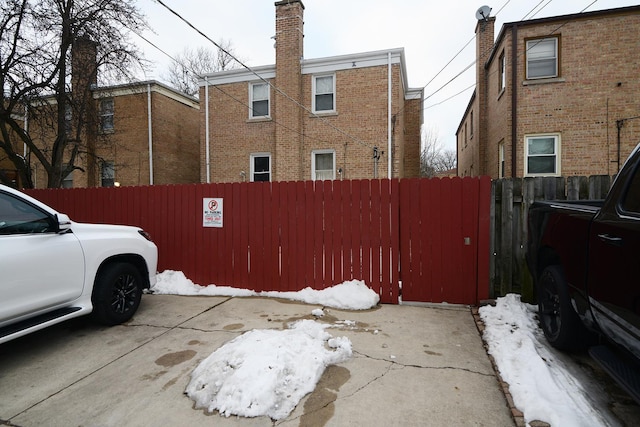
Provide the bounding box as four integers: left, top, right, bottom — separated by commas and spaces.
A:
203, 198, 223, 227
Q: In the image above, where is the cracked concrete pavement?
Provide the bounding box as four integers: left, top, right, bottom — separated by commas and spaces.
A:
0, 295, 514, 426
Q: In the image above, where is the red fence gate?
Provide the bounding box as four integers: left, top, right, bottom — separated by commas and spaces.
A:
26, 177, 490, 305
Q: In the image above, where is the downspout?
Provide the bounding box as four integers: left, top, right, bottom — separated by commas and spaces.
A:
510, 25, 518, 177
147, 83, 154, 185
205, 76, 211, 183
387, 52, 392, 179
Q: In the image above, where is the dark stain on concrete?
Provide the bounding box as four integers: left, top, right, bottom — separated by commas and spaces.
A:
299, 365, 351, 427
155, 350, 197, 368
223, 323, 244, 331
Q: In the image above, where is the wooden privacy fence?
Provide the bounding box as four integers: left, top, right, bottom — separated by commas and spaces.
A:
491, 175, 612, 299
26, 177, 491, 305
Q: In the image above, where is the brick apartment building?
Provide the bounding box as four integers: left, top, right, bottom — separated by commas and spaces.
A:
198, 0, 423, 183
458, 5, 640, 178
2, 38, 200, 189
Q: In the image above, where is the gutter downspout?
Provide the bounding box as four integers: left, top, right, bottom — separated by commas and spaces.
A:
205, 76, 211, 183
147, 84, 154, 185
510, 25, 518, 177
388, 52, 392, 179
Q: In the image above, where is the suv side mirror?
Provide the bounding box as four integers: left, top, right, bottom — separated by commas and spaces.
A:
56, 213, 72, 233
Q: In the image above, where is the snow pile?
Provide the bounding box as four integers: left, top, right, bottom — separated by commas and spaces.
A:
479, 294, 612, 427
185, 319, 352, 420
151, 270, 379, 310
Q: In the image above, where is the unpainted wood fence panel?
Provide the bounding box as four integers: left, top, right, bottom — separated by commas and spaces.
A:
490, 175, 612, 298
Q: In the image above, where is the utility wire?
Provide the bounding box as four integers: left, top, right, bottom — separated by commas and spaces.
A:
152, 0, 376, 151
134, 30, 347, 150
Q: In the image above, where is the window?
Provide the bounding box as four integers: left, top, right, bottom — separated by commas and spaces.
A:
250, 83, 269, 118
622, 165, 640, 214
526, 37, 558, 80
62, 165, 73, 188
0, 192, 55, 235
99, 99, 114, 132
312, 150, 335, 181
250, 153, 271, 182
313, 75, 335, 113
470, 111, 474, 138
499, 141, 505, 178
525, 135, 560, 176
499, 51, 506, 92
64, 104, 73, 136
101, 161, 115, 187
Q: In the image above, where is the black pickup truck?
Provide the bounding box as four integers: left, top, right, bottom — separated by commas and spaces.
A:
527, 142, 640, 402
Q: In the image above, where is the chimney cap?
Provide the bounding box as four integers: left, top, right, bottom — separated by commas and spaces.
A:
274, 0, 304, 10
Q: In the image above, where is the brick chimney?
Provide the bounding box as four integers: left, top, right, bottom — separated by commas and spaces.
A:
71, 36, 99, 186
274, 0, 305, 181
475, 16, 495, 176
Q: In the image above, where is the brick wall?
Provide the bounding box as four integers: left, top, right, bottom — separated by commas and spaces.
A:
28, 84, 199, 188
200, 0, 421, 183
460, 7, 640, 178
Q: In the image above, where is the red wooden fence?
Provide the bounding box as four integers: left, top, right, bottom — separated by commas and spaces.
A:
26, 177, 490, 305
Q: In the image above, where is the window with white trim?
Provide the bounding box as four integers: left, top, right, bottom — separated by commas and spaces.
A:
526, 37, 558, 80
499, 51, 506, 92
312, 75, 335, 113
312, 150, 335, 181
525, 134, 560, 176
99, 99, 114, 132
62, 164, 73, 188
250, 153, 271, 182
249, 83, 269, 118
499, 141, 505, 178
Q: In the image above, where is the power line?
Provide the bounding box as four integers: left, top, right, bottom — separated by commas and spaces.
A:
134, 30, 351, 150
152, 0, 376, 151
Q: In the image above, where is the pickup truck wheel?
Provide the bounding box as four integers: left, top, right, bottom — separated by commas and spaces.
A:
538, 265, 586, 351
91, 262, 143, 326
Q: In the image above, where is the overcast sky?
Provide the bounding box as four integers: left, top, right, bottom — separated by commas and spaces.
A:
134, 0, 638, 152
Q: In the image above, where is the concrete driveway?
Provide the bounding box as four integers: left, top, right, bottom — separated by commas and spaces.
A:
0, 295, 514, 426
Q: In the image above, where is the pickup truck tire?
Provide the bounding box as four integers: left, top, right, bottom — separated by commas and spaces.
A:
91, 262, 143, 326
538, 265, 586, 351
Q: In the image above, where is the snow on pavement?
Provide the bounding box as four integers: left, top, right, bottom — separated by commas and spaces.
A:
152, 271, 620, 425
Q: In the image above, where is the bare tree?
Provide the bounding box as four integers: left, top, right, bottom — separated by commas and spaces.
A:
0, 0, 147, 188
420, 126, 457, 177
163, 41, 240, 97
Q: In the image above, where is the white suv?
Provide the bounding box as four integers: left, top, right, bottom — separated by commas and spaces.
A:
0, 184, 158, 344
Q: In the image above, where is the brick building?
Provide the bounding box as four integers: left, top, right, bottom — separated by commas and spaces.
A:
3, 38, 200, 189
458, 6, 640, 178
199, 0, 423, 183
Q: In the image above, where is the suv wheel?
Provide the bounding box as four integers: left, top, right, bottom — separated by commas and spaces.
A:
91, 262, 143, 325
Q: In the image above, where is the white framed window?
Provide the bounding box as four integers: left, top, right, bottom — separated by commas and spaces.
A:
99, 99, 114, 132
311, 149, 335, 181
526, 37, 558, 80
249, 82, 270, 118
525, 134, 561, 176
499, 51, 506, 92
101, 161, 115, 187
312, 74, 335, 113
250, 153, 271, 182
62, 164, 73, 188
499, 141, 505, 178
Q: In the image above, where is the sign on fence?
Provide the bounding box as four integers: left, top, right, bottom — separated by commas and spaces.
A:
203, 198, 223, 228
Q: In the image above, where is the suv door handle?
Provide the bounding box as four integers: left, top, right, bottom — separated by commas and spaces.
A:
597, 234, 623, 247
